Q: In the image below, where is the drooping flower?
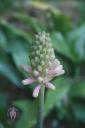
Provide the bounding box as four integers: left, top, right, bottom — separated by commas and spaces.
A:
21, 32, 65, 98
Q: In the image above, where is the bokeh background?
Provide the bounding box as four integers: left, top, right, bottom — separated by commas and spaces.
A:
0, 0, 85, 128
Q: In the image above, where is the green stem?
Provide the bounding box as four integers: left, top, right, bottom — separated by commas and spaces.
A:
37, 86, 45, 128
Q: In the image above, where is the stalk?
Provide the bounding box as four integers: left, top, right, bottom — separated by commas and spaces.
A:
37, 86, 45, 128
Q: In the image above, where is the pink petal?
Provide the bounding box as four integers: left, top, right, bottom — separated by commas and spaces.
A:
55, 65, 63, 73
20, 65, 32, 73
22, 78, 35, 85
49, 65, 63, 75
56, 69, 65, 76
45, 82, 55, 90
32, 85, 41, 98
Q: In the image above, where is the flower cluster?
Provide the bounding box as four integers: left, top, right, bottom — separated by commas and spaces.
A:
21, 32, 65, 98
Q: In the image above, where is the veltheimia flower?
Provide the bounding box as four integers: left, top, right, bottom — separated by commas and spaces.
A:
21, 32, 65, 98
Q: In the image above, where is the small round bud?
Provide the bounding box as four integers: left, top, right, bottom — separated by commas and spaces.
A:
35, 35, 39, 39
46, 33, 50, 37
40, 54, 44, 59
48, 42, 52, 47
48, 61, 52, 67
31, 52, 35, 56
33, 70, 39, 76
46, 55, 49, 59
33, 46, 37, 50
31, 60, 36, 66
48, 48, 53, 53
45, 69, 48, 74
41, 61, 45, 66
38, 45, 42, 50
36, 51, 40, 55
38, 32, 42, 35
51, 54, 55, 59
35, 57, 39, 62
38, 65, 42, 72
43, 48, 46, 53
36, 41, 39, 45
37, 77, 43, 83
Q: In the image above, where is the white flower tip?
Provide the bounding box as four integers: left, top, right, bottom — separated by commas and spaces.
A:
33, 92, 38, 98
45, 82, 55, 90
32, 85, 41, 98
22, 80, 27, 85
51, 85, 55, 90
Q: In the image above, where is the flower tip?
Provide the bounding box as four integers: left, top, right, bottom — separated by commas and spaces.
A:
22, 78, 35, 85
32, 85, 41, 98
45, 82, 55, 90
32, 92, 38, 98
22, 79, 27, 85
52, 85, 56, 90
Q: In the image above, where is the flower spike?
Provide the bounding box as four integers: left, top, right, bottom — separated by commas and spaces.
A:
21, 31, 65, 98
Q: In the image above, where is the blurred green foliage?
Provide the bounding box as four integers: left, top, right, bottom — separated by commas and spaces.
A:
0, 0, 85, 128
0, 0, 13, 13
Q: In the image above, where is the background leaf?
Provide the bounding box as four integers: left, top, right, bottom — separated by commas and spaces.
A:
45, 77, 71, 115
69, 81, 85, 98
14, 100, 37, 128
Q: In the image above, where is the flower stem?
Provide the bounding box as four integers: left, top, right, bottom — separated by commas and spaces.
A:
37, 86, 45, 128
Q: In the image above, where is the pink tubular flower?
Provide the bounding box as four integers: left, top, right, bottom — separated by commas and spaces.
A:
22, 78, 36, 85
32, 85, 41, 98
21, 32, 65, 98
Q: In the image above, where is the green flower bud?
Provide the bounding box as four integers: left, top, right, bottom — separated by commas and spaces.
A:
33, 70, 39, 76
37, 77, 43, 83
35, 57, 39, 63
38, 65, 42, 72
30, 31, 56, 78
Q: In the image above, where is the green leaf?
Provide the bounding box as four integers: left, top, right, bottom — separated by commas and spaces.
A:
0, 19, 32, 43
6, 37, 31, 78
68, 24, 85, 62
69, 81, 85, 98
0, 62, 22, 86
0, 31, 8, 51
75, 25, 85, 61
30, 1, 72, 34
0, 93, 8, 127
13, 13, 44, 32
14, 100, 37, 128
49, 8, 72, 35
9, 38, 30, 68
73, 104, 85, 122
51, 32, 74, 61
0, 49, 22, 86
0, 123, 5, 128
0, 0, 12, 13
45, 77, 71, 115
0, 93, 7, 108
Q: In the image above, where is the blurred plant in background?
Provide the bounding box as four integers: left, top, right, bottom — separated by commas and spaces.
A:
0, 0, 85, 128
